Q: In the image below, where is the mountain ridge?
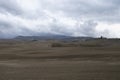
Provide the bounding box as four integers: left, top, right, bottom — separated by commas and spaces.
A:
14, 35, 93, 41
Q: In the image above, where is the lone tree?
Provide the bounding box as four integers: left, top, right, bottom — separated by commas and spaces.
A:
100, 36, 103, 39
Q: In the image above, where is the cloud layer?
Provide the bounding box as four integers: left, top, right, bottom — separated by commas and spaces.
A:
0, 0, 120, 38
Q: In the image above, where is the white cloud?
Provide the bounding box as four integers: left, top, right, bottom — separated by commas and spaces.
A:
0, 0, 120, 38
96, 22, 120, 38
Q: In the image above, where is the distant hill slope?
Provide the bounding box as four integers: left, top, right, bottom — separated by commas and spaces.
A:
14, 35, 93, 41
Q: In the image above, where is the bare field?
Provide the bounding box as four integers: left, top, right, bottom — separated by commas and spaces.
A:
0, 40, 120, 80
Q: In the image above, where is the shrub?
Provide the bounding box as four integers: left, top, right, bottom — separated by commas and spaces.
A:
51, 43, 63, 47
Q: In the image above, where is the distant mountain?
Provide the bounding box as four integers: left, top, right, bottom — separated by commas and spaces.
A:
14, 34, 93, 41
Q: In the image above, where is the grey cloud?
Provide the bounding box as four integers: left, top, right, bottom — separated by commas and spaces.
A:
0, 0, 22, 15
0, 0, 120, 38
0, 21, 12, 29
42, 0, 120, 22
49, 19, 74, 36
77, 20, 98, 37
0, 20, 38, 38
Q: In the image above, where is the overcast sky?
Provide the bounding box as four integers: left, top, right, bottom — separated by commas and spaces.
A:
0, 0, 120, 38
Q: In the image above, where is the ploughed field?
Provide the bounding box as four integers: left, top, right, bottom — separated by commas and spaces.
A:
0, 39, 120, 80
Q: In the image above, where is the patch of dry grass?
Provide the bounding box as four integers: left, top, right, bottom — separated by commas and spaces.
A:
0, 39, 120, 80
